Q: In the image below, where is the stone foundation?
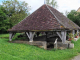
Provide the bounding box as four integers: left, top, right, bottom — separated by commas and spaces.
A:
10, 40, 74, 50
10, 40, 47, 49
54, 42, 68, 49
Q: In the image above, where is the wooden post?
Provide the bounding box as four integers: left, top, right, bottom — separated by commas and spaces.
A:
56, 32, 62, 40
9, 33, 16, 41
26, 32, 35, 42
9, 33, 12, 41
57, 31, 66, 44
54, 38, 58, 49
72, 30, 75, 38
61, 31, 64, 43
61, 31, 66, 44
64, 31, 66, 43
77, 30, 79, 37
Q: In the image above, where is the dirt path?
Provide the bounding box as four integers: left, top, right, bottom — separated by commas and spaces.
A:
72, 55, 80, 60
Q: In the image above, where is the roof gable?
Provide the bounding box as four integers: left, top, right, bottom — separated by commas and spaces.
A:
47, 5, 80, 29
8, 4, 80, 32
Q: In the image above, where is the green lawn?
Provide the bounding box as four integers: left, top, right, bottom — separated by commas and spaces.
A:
0, 34, 80, 60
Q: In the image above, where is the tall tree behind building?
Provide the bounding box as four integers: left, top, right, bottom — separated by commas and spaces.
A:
46, 0, 58, 8
67, 10, 80, 26
2, 0, 31, 27
0, 9, 9, 33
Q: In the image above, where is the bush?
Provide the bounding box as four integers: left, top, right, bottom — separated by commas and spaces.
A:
71, 40, 76, 44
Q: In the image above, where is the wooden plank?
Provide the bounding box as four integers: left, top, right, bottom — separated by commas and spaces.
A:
61, 31, 66, 44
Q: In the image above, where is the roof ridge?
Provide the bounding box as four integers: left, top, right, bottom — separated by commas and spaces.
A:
45, 5, 66, 28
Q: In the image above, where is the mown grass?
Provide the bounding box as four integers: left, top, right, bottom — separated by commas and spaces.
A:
0, 34, 80, 60
0, 34, 9, 38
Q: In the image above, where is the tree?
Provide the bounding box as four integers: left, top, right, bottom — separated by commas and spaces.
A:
0, 9, 9, 33
9, 13, 27, 26
0, 5, 8, 15
2, 0, 30, 26
67, 10, 80, 26
46, 0, 58, 8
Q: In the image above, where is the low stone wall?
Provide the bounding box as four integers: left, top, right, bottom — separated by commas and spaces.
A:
54, 42, 74, 49
10, 40, 47, 49
54, 42, 68, 49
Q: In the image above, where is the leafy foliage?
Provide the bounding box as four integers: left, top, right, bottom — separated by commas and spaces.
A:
2, 0, 30, 16
9, 13, 27, 26
2, 0, 30, 26
0, 0, 31, 33
0, 9, 9, 33
46, 0, 58, 8
0, 5, 8, 15
67, 10, 80, 26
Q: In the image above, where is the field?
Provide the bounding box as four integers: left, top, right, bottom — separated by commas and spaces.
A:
0, 34, 80, 60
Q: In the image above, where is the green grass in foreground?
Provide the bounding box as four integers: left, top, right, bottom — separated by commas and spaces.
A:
0, 34, 80, 60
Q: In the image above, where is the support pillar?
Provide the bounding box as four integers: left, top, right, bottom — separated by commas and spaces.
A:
9, 32, 16, 41
72, 30, 75, 38
57, 31, 66, 44
26, 32, 35, 42
77, 30, 79, 37
61, 31, 66, 44
56, 32, 62, 40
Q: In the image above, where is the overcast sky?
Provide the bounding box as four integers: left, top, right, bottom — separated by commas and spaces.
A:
19, 0, 80, 15
0, 0, 80, 14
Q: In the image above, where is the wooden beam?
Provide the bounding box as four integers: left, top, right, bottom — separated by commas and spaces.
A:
57, 31, 67, 44
62, 31, 66, 44
26, 32, 35, 42
61, 31, 64, 43
56, 31, 66, 44
54, 38, 58, 49
9, 33, 12, 41
77, 30, 79, 36
72, 30, 75, 38
9, 33, 16, 41
64, 31, 66, 42
56, 32, 62, 40
26, 32, 30, 38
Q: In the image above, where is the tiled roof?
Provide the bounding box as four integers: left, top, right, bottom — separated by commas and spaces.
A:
8, 4, 80, 32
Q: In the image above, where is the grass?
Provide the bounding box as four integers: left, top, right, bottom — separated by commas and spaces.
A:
0, 34, 80, 60
0, 34, 9, 38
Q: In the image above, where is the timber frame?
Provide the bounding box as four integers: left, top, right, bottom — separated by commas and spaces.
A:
9, 32, 16, 41
26, 32, 35, 42
9, 29, 79, 45
56, 30, 66, 44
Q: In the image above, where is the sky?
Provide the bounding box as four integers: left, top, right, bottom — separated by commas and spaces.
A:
0, 0, 80, 15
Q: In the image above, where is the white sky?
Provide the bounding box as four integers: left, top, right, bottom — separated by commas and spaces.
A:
1, 0, 80, 15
